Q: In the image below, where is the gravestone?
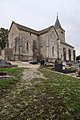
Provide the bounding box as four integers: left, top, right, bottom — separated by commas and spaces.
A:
54, 59, 63, 72
40, 59, 45, 66
0, 59, 18, 68
62, 61, 66, 70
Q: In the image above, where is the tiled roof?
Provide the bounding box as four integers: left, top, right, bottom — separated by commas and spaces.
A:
15, 22, 38, 35
61, 41, 74, 48
12, 21, 58, 36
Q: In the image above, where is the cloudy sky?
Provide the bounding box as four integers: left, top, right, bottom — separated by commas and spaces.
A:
0, 0, 80, 55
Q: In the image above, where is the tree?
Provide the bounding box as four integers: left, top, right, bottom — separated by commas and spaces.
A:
76, 55, 80, 61
0, 28, 8, 50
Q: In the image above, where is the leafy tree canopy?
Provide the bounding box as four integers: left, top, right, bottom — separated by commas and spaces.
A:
76, 55, 80, 60
0, 28, 8, 50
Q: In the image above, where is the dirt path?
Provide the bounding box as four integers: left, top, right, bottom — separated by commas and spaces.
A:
0, 68, 46, 119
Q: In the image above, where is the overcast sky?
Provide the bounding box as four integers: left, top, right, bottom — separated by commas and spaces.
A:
0, 0, 80, 55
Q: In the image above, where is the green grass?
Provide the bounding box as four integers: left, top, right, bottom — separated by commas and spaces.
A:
0, 67, 23, 90
65, 67, 77, 71
0, 68, 80, 119
18, 68, 80, 119
36, 69, 80, 119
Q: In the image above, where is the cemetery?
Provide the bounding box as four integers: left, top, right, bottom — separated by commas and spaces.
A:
0, 59, 18, 68
0, 0, 80, 119
0, 66, 80, 119
54, 59, 77, 74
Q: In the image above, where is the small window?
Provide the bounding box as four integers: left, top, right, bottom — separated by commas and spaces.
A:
27, 42, 29, 50
61, 31, 63, 34
0, 49, 1, 56
30, 33, 31, 35
63, 48, 66, 61
52, 46, 54, 56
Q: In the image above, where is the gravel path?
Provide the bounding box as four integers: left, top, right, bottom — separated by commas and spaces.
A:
0, 68, 46, 119
8, 61, 40, 68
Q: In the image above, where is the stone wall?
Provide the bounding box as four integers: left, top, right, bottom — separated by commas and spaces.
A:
8, 23, 39, 61
60, 43, 74, 61
0, 50, 5, 60
39, 27, 58, 61
8, 23, 19, 48
55, 28, 65, 42
18, 30, 38, 61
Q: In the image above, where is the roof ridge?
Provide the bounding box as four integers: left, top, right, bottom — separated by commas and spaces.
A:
14, 22, 38, 34
10, 21, 61, 36
12, 21, 55, 35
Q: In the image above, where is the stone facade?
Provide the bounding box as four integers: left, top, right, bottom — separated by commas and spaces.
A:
6, 17, 76, 62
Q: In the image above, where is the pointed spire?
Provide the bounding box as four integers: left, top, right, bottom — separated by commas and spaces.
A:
57, 12, 58, 18
54, 14, 61, 28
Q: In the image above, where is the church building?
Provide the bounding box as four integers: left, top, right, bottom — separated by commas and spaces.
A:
6, 16, 76, 62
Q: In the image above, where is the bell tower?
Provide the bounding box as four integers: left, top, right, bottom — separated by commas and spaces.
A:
54, 15, 65, 42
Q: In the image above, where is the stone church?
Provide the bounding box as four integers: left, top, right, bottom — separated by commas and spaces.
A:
6, 16, 76, 62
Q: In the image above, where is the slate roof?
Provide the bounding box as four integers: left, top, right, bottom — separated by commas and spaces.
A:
54, 16, 61, 28
61, 41, 74, 48
11, 21, 58, 36
14, 22, 38, 35
38, 26, 59, 36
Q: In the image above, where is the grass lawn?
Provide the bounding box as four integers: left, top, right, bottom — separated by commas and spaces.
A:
0, 67, 23, 90
0, 68, 80, 119
37, 69, 80, 119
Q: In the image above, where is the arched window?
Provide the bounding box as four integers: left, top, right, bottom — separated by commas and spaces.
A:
63, 48, 66, 61
68, 49, 71, 61
27, 42, 29, 50
15, 37, 20, 53
73, 50, 75, 61
0, 49, 1, 56
52, 46, 54, 56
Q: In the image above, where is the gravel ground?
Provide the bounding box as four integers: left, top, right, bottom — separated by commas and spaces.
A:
9, 61, 40, 68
